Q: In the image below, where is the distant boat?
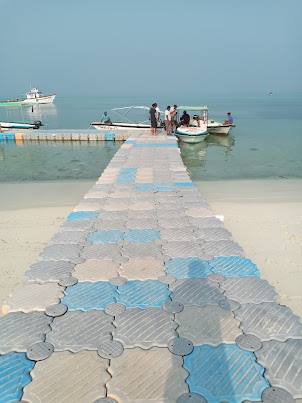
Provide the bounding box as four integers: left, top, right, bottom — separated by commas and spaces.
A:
0, 87, 56, 107
269, 92, 272, 95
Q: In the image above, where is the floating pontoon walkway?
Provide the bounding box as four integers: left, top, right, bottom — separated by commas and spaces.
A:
0, 132, 301, 403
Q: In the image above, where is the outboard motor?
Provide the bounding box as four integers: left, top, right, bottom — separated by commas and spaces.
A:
193, 115, 199, 120
33, 120, 43, 129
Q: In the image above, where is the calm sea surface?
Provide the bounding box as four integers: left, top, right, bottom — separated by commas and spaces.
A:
0, 93, 301, 182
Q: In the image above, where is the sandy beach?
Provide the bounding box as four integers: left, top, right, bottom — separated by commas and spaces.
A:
1, 178, 301, 319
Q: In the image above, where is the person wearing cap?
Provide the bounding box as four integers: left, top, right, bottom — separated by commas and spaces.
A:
224, 112, 233, 125
101, 111, 112, 124
149, 103, 158, 136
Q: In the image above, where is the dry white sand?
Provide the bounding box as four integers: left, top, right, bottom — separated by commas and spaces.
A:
1, 178, 301, 320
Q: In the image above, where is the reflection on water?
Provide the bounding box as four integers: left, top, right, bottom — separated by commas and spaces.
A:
24, 104, 58, 125
179, 134, 236, 169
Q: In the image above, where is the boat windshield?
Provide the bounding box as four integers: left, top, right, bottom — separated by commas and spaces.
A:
111, 106, 164, 125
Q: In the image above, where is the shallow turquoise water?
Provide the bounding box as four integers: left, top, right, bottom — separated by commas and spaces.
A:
0, 93, 301, 181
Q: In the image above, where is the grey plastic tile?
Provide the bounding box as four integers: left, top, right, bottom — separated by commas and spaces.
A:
122, 242, 163, 259
82, 244, 122, 260
185, 208, 214, 218
49, 231, 88, 245
59, 276, 78, 287
188, 217, 224, 228
219, 298, 241, 311
236, 334, 262, 352
127, 210, 157, 219
156, 210, 185, 219
262, 387, 294, 403
162, 241, 204, 258
73, 260, 119, 282
255, 339, 302, 398
169, 278, 224, 307
94, 219, 127, 231
158, 218, 190, 228
221, 278, 280, 304
23, 260, 74, 284
60, 220, 95, 232
38, 244, 81, 261
97, 340, 124, 359
168, 337, 194, 356
159, 228, 195, 241
46, 310, 114, 352
177, 393, 207, 403
45, 304, 68, 317
194, 228, 232, 241
234, 302, 302, 341
125, 218, 158, 229
113, 307, 178, 348
0, 312, 52, 354
27, 341, 54, 361
204, 240, 244, 257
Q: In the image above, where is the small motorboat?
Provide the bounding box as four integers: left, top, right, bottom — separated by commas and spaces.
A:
206, 119, 235, 136
0, 120, 43, 130
175, 106, 209, 143
91, 106, 163, 131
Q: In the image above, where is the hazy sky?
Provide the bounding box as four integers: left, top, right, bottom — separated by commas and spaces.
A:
1, 0, 302, 96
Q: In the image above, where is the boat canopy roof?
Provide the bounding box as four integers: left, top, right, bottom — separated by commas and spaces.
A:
178, 106, 209, 111
111, 106, 164, 113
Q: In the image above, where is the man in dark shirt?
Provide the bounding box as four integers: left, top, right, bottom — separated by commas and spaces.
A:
180, 110, 190, 127
149, 103, 158, 136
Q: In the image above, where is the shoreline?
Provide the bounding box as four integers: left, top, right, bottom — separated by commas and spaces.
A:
0, 178, 301, 319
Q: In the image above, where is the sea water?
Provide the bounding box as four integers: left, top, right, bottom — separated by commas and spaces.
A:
0, 93, 301, 183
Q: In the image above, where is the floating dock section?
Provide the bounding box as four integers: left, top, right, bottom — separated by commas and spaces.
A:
0, 132, 301, 402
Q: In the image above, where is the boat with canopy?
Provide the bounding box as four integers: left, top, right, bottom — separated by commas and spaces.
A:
175, 106, 209, 143
91, 106, 163, 131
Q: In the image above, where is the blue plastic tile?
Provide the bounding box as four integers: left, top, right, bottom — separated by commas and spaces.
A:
155, 187, 174, 192
67, 211, 99, 221
124, 140, 134, 144
175, 182, 195, 187
61, 281, 117, 311
0, 352, 35, 403
116, 177, 135, 184
183, 344, 269, 403
165, 257, 213, 279
88, 230, 124, 244
121, 168, 137, 173
134, 184, 154, 192
210, 257, 260, 278
117, 280, 171, 309
124, 229, 160, 243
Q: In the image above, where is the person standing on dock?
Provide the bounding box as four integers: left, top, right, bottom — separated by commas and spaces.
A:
224, 112, 233, 125
101, 111, 112, 124
155, 103, 161, 123
149, 103, 158, 136
165, 106, 172, 135
170, 105, 178, 131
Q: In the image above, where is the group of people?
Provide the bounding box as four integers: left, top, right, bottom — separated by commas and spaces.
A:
149, 103, 178, 136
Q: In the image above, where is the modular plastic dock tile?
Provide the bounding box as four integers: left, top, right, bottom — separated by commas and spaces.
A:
82, 244, 122, 260
234, 302, 302, 341
158, 218, 190, 228
194, 227, 233, 241
99, 211, 127, 220
84, 191, 108, 198
0, 312, 52, 354
184, 344, 269, 403
94, 219, 126, 231
2, 283, 65, 315
38, 244, 81, 261
185, 208, 214, 218
162, 241, 204, 258
204, 240, 244, 257
125, 218, 157, 230
169, 278, 224, 307
107, 347, 189, 402
0, 352, 35, 403
117, 280, 170, 309
156, 210, 185, 219
23, 260, 74, 284
159, 228, 195, 241
67, 211, 99, 221
108, 191, 132, 199
102, 203, 129, 211
124, 229, 160, 243
46, 310, 114, 352
50, 231, 88, 245
61, 281, 117, 311
255, 339, 302, 398
113, 307, 178, 348
127, 210, 157, 219
73, 260, 119, 282
210, 256, 260, 278
221, 277, 280, 304
60, 220, 95, 232
120, 258, 165, 280
122, 243, 163, 259
22, 351, 110, 403
88, 230, 124, 244
188, 217, 224, 228
165, 257, 212, 279
128, 202, 156, 210
74, 203, 102, 212
175, 306, 242, 346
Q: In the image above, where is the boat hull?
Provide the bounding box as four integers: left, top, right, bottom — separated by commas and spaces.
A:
207, 120, 235, 136
175, 125, 208, 143
91, 122, 161, 131
22, 94, 56, 104
0, 122, 38, 129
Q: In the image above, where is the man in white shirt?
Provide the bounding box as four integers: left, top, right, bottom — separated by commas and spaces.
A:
155, 103, 160, 122
165, 106, 172, 135
170, 104, 177, 131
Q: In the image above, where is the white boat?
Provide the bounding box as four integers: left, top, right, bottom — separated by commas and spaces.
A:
206, 119, 235, 135
91, 106, 163, 131
0, 120, 42, 130
175, 106, 209, 143
22, 88, 56, 104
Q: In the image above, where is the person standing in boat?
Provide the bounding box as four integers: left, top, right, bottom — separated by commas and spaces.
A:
165, 106, 172, 136
224, 112, 233, 125
101, 111, 112, 124
180, 110, 190, 127
149, 103, 158, 136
